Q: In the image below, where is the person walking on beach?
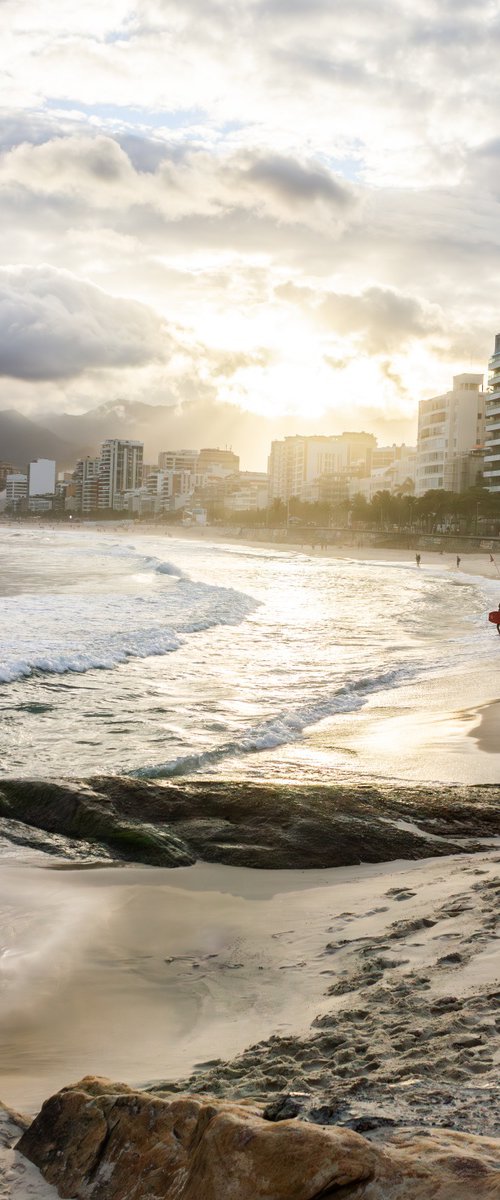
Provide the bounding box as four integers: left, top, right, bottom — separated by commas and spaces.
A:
415, 553, 421, 567
456, 555, 461, 568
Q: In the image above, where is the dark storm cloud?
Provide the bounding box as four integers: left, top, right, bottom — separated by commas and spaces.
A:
0, 267, 167, 381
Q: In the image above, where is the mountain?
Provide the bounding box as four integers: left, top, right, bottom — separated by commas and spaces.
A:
2, 398, 415, 473
0, 409, 73, 470
40, 399, 289, 469
2, 399, 279, 472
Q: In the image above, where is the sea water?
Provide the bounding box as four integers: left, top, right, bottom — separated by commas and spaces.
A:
0, 525, 499, 785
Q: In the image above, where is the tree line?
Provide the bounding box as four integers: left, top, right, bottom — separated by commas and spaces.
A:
215, 486, 500, 534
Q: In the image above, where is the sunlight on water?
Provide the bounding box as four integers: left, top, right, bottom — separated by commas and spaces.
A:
0, 526, 498, 781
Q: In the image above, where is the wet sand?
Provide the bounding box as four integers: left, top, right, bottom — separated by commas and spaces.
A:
467, 699, 500, 754
293, 662, 500, 786
1, 851, 499, 1130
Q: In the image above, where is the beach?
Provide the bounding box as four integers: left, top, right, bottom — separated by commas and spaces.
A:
1, 846, 499, 1198
0, 525, 499, 1197
1, 848, 498, 1126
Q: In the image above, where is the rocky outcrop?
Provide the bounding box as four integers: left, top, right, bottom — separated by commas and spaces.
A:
18, 1077, 500, 1199
0, 777, 498, 869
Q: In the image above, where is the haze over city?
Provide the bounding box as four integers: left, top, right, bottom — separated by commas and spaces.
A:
1, 0, 500, 466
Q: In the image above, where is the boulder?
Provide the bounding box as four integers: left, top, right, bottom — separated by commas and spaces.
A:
18, 1077, 500, 1199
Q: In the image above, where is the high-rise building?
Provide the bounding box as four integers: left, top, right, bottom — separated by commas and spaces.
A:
6, 473, 27, 510
98, 440, 143, 510
268, 435, 349, 502
28, 458, 56, 497
484, 334, 500, 493
73, 458, 100, 513
415, 374, 485, 496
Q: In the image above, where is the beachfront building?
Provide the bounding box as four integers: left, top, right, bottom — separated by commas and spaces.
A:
98, 439, 144, 510
122, 466, 195, 516
196, 448, 239, 485
484, 333, 500, 493
158, 449, 199, 476
0, 462, 18, 491
268, 435, 350, 503
5, 472, 27, 511
224, 471, 269, 512
73, 457, 100, 514
146, 466, 194, 512
28, 458, 56, 497
415, 374, 485, 496
336, 431, 377, 475
349, 444, 417, 500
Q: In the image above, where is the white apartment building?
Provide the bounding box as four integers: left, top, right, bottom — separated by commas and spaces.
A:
124, 467, 194, 516
146, 467, 193, 511
98, 440, 143, 510
415, 374, 485, 496
484, 333, 500, 492
268, 436, 349, 503
28, 458, 56, 497
6, 472, 27, 509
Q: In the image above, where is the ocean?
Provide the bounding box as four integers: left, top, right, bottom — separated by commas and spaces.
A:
1, 524, 498, 787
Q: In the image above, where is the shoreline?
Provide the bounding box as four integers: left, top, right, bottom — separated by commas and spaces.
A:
171, 525, 500, 582
4, 515, 500, 583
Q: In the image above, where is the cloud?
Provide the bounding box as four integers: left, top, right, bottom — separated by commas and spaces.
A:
1, 0, 500, 456
0, 266, 168, 380
276, 283, 443, 354
242, 153, 352, 209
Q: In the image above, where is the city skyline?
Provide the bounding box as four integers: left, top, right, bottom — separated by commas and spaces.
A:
1, 1, 500, 458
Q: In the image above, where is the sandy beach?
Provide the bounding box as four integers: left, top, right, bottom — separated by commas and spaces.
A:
1, 849, 498, 1125
1, 524, 499, 1197
1, 846, 499, 1197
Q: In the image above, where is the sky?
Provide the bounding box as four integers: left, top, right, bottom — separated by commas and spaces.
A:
1, 0, 500, 465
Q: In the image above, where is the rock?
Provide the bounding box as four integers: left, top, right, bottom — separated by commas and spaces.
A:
18, 1077, 500, 1200
19, 1078, 376, 1199
263, 1093, 308, 1121
0, 776, 498, 869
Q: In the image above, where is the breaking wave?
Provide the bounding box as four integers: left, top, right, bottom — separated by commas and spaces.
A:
0, 559, 258, 685
133, 664, 420, 779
